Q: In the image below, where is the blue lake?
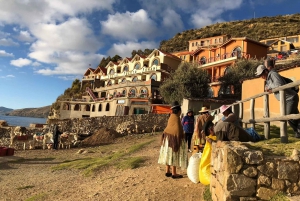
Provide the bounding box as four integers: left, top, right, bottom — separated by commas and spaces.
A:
0, 115, 47, 127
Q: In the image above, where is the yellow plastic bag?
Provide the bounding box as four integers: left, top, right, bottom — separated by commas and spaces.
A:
199, 135, 216, 185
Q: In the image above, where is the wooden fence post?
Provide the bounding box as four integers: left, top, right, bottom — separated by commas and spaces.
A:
263, 94, 270, 139
250, 98, 255, 128
279, 90, 288, 143
239, 102, 244, 127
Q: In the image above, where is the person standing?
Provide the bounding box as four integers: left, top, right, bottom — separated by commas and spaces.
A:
53, 124, 62, 150
192, 107, 215, 147
158, 101, 188, 179
181, 109, 195, 152
255, 64, 300, 138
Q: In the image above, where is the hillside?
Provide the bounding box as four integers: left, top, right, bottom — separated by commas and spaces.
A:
159, 13, 300, 52
7, 106, 51, 118
0, 106, 13, 115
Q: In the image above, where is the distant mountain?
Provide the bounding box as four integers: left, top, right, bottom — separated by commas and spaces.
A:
6, 106, 51, 118
0, 106, 13, 115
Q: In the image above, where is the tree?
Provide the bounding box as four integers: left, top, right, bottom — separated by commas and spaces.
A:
159, 62, 210, 104
218, 58, 263, 96
131, 49, 154, 57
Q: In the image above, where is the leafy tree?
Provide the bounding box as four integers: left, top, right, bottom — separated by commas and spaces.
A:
160, 62, 210, 104
218, 58, 263, 96
131, 49, 154, 57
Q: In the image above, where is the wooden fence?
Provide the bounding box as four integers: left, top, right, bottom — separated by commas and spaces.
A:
211, 80, 300, 143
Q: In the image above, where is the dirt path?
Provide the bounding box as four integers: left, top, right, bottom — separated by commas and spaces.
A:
0, 134, 206, 201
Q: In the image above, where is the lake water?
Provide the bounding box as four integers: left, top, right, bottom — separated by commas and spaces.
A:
0, 115, 47, 127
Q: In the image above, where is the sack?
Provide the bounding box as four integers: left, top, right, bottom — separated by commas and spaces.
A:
281, 76, 299, 93
187, 153, 202, 183
244, 127, 261, 142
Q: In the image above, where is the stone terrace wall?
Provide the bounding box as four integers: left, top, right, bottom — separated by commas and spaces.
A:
55, 113, 169, 134
210, 141, 300, 201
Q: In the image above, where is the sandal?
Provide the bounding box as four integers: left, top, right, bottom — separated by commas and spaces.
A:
172, 174, 183, 179
165, 173, 172, 177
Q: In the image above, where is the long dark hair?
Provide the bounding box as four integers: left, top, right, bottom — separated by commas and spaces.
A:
203, 120, 214, 136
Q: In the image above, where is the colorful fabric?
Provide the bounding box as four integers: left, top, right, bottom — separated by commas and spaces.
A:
181, 115, 195, 133
158, 136, 188, 169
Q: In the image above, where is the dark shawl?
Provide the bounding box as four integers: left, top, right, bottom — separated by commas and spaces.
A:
161, 113, 184, 152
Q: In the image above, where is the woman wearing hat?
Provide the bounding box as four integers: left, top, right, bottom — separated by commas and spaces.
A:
192, 107, 214, 147
158, 101, 188, 179
181, 109, 195, 152
219, 105, 239, 126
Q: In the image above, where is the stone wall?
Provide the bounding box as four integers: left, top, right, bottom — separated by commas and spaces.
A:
0, 114, 169, 143
210, 141, 300, 201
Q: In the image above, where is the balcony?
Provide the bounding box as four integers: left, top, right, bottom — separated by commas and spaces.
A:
82, 75, 95, 81
94, 80, 156, 91
198, 52, 250, 68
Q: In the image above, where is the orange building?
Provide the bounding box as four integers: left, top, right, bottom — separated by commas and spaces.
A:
242, 66, 300, 126
192, 37, 269, 98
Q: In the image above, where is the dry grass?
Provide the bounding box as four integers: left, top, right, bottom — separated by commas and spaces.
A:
246, 125, 300, 157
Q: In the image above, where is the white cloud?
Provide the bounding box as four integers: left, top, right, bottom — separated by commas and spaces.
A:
58, 75, 82, 81
0, 0, 117, 26
0, 74, 15, 78
32, 62, 41, 67
35, 52, 104, 75
107, 41, 158, 57
16, 30, 35, 42
0, 38, 19, 46
190, 0, 243, 28
10, 58, 32, 67
0, 50, 14, 57
162, 9, 184, 34
101, 9, 159, 41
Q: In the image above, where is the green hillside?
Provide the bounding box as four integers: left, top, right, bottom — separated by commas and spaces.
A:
159, 13, 300, 52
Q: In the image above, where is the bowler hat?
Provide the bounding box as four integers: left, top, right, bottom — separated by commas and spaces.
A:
171, 101, 181, 109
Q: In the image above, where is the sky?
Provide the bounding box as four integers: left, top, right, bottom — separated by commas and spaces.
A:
0, 0, 299, 109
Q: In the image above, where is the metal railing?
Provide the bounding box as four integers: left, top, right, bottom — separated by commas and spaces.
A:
198, 51, 250, 65
211, 80, 300, 143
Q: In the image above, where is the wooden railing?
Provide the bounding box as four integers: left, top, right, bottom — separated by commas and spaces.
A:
198, 51, 250, 65
211, 80, 300, 143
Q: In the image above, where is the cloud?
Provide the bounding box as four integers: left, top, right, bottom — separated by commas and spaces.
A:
0, 74, 15, 78
58, 75, 82, 81
16, 30, 35, 42
0, 0, 117, 26
101, 9, 159, 41
10, 58, 32, 67
0, 38, 19, 46
35, 52, 105, 75
107, 41, 158, 57
0, 50, 14, 57
190, 0, 243, 27
161, 9, 184, 35
32, 62, 41, 67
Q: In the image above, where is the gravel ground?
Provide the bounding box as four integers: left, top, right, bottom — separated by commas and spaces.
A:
0, 134, 206, 201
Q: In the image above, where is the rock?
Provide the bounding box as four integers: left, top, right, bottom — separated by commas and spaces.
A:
226, 174, 256, 197
256, 187, 279, 200
257, 162, 278, 177
257, 174, 271, 186
277, 161, 300, 183
225, 149, 243, 173
271, 178, 285, 190
243, 150, 263, 165
290, 149, 300, 161
243, 167, 258, 178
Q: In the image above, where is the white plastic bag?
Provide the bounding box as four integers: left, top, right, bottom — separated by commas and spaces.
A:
187, 153, 202, 183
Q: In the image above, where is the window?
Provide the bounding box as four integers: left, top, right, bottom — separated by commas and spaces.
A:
123, 66, 129, 72
63, 103, 70, 110
132, 77, 138, 82
109, 69, 114, 75
196, 42, 198, 46
192, 42, 194, 47
122, 89, 126, 96
201, 41, 204, 46
200, 56, 206, 64
92, 105, 95, 112
98, 104, 102, 111
121, 78, 126, 83
74, 104, 80, 111
107, 80, 112, 86
105, 103, 110, 111
135, 63, 140, 70
207, 88, 214, 98
140, 88, 148, 96
232, 47, 242, 58
85, 105, 90, 111
150, 74, 157, 81
152, 59, 159, 66
129, 88, 136, 97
